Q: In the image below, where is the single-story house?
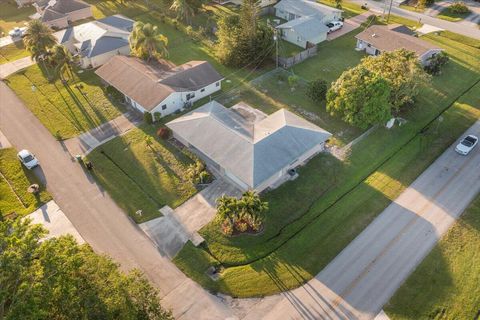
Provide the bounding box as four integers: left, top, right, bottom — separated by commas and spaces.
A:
213, 0, 277, 7
167, 101, 332, 192
95, 56, 224, 117
274, 0, 342, 48
355, 25, 443, 65
55, 15, 133, 68
34, 0, 92, 29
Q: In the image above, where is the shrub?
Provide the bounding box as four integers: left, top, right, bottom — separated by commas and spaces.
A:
288, 75, 299, 89
306, 79, 328, 102
221, 219, 233, 236
449, 1, 469, 13
143, 111, 153, 124
153, 112, 162, 122
156, 127, 171, 139
235, 220, 249, 233
424, 52, 449, 75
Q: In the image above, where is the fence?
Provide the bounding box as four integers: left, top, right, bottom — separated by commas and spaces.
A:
278, 45, 318, 68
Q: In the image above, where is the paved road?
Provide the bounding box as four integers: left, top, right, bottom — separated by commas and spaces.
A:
0, 82, 235, 319
353, 0, 480, 39
247, 120, 480, 320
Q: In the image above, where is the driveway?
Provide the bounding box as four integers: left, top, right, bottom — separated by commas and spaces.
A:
0, 56, 35, 79
327, 12, 373, 41
0, 82, 236, 320
244, 120, 480, 319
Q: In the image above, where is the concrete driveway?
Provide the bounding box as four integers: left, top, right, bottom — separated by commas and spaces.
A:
0, 56, 35, 79
327, 12, 372, 41
244, 120, 480, 319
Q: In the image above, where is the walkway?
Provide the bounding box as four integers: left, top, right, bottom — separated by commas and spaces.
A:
0, 56, 35, 79
244, 120, 480, 319
63, 109, 142, 156
0, 81, 236, 320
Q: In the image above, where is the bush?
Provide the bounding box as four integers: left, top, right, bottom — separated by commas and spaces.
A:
221, 219, 233, 236
153, 112, 162, 122
156, 127, 171, 139
288, 75, 299, 89
424, 52, 449, 75
143, 111, 153, 124
449, 1, 469, 13
306, 79, 328, 102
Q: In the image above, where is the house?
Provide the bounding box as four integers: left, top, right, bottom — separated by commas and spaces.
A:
274, 0, 342, 48
55, 15, 134, 68
95, 56, 224, 117
34, 0, 92, 29
166, 101, 332, 192
355, 25, 443, 65
213, 0, 277, 8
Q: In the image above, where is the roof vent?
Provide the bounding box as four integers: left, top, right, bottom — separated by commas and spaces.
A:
372, 33, 377, 37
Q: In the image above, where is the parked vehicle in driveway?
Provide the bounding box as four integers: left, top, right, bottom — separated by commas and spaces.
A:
455, 135, 478, 155
8, 27, 26, 38
17, 149, 39, 169
326, 21, 344, 33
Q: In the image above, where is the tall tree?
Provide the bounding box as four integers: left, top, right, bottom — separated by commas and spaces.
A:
0, 218, 173, 320
170, 0, 195, 24
47, 44, 76, 80
23, 20, 57, 62
129, 22, 168, 61
327, 66, 392, 129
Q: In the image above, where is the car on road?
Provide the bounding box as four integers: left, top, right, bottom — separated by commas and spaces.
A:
8, 27, 26, 38
17, 149, 39, 169
455, 135, 478, 155
326, 21, 344, 33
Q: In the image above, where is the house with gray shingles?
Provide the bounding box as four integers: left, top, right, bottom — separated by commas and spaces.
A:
355, 25, 443, 66
34, 0, 92, 29
55, 15, 134, 68
167, 101, 332, 192
274, 0, 342, 48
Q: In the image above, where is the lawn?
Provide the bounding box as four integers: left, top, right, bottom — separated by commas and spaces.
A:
5, 64, 126, 140
173, 32, 480, 297
0, 148, 51, 218
0, 41, 29, 64
437, 6, 471, 22
0, 1, 34, 36
385, 195, 480, 320
86, 125, 197, 223
399, 4, 425, 12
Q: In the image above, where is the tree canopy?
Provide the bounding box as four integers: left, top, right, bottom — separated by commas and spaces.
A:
129, 22, 168, 61
23, 20, 57, 62
0, 218, 173, 320
327, 66, 392, 129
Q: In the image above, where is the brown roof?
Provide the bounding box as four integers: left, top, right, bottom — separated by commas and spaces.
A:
355, 25, 440, 57
95, 56, 224, 111
41, 0, 90, 22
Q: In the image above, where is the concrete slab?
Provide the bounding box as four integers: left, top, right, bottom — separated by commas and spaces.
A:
27, 200, 85, 244
328, 12, 373, 41
0, 56, 35, 79
0, 129, 12, 148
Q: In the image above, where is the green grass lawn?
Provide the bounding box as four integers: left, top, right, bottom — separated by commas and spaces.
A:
385, 195, 480, 319
173, 32, 480, 297
86, 125, 197, 223
437, 6, 471, 22
0, 148, 51, 218
0, 41, 29, 64
5, 65, 126, 140
399, 4, 425, 12
0, 2, 34, 36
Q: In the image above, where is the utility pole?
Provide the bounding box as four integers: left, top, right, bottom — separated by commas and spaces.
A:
386, 0, 394, 23
274, 28, 279, 69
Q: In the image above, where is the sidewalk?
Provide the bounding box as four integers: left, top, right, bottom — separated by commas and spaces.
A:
0, 129, 12, 149
0, 56, 35, 79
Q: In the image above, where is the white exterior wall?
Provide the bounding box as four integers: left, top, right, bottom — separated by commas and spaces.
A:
356, 39, 380, 55
281, 28, 327, 48
79, 45, 130, 68
419, 49, 443, 66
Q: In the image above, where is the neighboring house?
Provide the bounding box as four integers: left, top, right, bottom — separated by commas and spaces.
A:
55, 15, 134, 68
95, 56, 224, 117
355, 25, 443, 65
15, 0, 34, 7
167, 101, 332, 192
34, 0, 92, 29
213, 0, 277, 7
274, 0, 342, 48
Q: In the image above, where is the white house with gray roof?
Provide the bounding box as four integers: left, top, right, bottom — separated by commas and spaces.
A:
275, 0, 342, 48
54, 15, 133, 68
167, 101, 332, 192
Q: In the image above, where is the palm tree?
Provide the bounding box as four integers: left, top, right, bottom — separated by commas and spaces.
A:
47, 45, 76, 81
170, 0, 194, 24
129, 22, 168, 62
23, 20, 57, 78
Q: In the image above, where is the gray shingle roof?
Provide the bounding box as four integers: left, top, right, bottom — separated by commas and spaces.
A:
166, 101, 332, 189
277, 16, 330, 39
274, 0, 342, 18
49, 0, 90, 14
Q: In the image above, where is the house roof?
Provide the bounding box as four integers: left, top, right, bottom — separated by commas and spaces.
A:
95, 56, 224, 110
355, 25, 441, 57
274, 0, 342, 18
166, 101, 332, 189
277, 16, 330, 39
55, 15, 133, 58
40, 0, 90, 22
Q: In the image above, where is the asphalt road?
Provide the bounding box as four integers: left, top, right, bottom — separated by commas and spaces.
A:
0, 82, 235, 319
248, 120, 480, 320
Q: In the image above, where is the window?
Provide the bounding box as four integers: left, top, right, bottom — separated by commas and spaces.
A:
200, 88, 205, 92
216, 82, 220, 87
186, 93, 195, 100
161, 104, 167, 110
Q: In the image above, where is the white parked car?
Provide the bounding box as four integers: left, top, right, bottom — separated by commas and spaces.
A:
8, 27, 26, 38
326, 21, 344, 33
455, 135, 478, 155
17, 149, 39, 169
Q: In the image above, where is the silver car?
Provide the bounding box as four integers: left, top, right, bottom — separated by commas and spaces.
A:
455, 135, 478, 155
17, 149, 39, 169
